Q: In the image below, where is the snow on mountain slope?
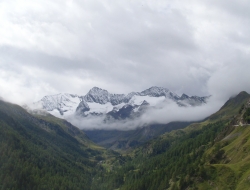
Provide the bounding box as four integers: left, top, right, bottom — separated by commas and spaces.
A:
30, 93, 81, 117
28, 86, 209, 120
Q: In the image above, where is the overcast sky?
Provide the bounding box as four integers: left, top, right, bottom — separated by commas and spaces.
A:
0, 0, 250, 105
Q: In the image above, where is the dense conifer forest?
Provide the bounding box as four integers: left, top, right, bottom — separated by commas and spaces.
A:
91, 121, 226, 190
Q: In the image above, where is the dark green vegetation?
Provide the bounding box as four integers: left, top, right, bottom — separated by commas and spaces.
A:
1, 91, 250, 190
0, 100, 113, 190
92, 121, 226, 190
91, 91, 250, 190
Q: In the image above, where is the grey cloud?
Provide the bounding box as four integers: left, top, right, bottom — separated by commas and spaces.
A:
203, 0, 250, 19
0, 0, 250, 108
207, 62, 250, 102
0, 46, 103, 73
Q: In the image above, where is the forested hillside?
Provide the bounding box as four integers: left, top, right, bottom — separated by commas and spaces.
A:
0, 100, 111, 190
91, 91, 250, 190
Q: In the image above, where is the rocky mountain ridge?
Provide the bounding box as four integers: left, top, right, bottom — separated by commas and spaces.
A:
28, 86, 210, 120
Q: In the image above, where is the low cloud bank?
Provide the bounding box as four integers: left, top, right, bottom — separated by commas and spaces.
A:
140, 97, 222, 125
66, 114, 145, 131
66, 96, 224, 131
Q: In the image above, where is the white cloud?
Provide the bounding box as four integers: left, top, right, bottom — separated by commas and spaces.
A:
67, 98, 223, 130
0, 0, 249, 107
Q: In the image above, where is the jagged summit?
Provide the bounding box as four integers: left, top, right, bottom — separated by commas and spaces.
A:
84, 87, 110, 104
82, 86, 184, 106
83, 87, 127, 105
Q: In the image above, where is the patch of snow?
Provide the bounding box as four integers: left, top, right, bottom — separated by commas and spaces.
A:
29, 93, 81, 116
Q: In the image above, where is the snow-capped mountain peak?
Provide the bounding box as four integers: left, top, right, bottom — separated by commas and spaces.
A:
30, 93, 81, 118
28, 86, 209, 120
83, 87, 127, 106
84, 87, 110, 104
39, 93, 79, 111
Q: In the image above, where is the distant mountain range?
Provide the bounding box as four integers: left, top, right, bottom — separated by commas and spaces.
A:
27, 86, 210, 121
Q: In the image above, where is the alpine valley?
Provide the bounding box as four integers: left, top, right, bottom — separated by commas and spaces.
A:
1, 90, 250, 189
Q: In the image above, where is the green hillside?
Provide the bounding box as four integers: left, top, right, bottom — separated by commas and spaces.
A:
0, 100, 109, 190
209, 91, 250, 122
91, 91, 250, 190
